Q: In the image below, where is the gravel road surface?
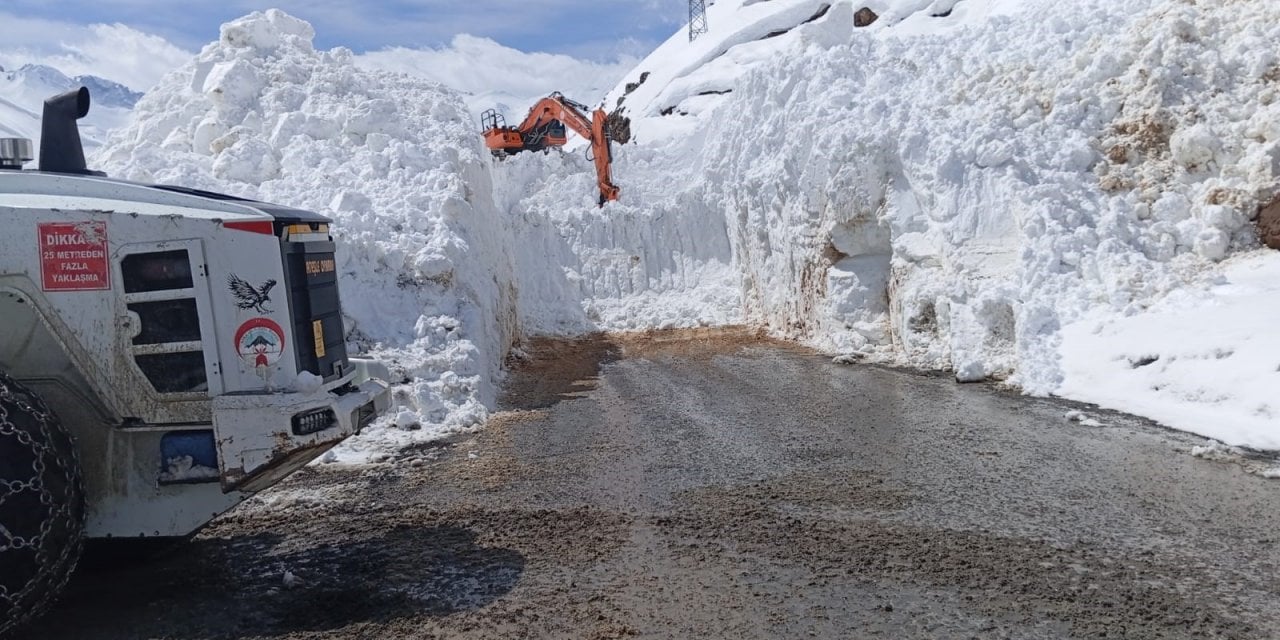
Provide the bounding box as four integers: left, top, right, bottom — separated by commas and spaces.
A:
25, 331, 1280, 639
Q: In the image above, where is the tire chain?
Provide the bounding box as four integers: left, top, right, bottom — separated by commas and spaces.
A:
0, 376, 84, 635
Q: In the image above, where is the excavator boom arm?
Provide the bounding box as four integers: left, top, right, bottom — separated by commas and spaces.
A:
590, 109, 620, 204
515, 96, 594, 138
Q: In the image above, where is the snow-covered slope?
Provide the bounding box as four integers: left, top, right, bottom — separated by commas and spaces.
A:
0, 64, 140, 158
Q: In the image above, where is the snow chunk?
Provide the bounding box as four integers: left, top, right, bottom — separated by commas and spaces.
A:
220, 9, 315, 52
158, 456, 220, 483
211, 133, 279, 184
954, 360, 988, 383
1065, 410, 1105, 428
1190, 441, 1244, 461
1169, 124, 1218, 171
202, 59, 263, 112
292, 371, 324, 394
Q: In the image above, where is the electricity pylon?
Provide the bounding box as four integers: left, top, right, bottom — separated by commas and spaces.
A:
689, 0, 709, 41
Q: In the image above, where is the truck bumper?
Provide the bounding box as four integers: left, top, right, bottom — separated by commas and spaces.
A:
212, 373, 390, 493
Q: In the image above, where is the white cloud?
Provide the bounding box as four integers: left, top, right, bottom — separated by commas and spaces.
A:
0, 12, 191, 91
0, 10, 642, 128
356, 34, 638, 123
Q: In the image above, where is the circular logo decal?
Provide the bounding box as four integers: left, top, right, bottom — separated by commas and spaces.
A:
234, 318, 286, 369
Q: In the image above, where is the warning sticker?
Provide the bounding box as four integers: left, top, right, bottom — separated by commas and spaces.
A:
235, 318, 286, 369
39, 221, 110, 291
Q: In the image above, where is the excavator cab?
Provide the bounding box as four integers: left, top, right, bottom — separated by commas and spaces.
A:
527, 121, 568, 151
481, 108, 568, 154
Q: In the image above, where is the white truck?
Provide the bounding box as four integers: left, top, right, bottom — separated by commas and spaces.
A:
0, 87, 390, 633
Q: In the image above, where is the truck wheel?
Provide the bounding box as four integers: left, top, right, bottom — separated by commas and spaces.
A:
0, 373, 84, 636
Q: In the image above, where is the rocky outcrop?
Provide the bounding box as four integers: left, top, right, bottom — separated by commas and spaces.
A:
1258, 196, 1280, 250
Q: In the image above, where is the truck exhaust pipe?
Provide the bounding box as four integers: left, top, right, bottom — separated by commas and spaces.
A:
38, 87, 91, 175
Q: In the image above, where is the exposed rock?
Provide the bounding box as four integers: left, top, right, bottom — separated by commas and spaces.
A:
1258, 196, 1280, 250
618, 71, 651, 108
606, 108, 632, 144
623, 71, 651, 96
854, 7, 879, 27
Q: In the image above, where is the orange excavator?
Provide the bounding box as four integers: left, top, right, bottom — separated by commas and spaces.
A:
481, 92, 629, 205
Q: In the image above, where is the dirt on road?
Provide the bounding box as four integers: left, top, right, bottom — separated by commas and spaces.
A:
24, 330, 1280, 639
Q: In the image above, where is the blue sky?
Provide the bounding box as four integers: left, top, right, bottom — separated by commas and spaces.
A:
2, 0, 686, 60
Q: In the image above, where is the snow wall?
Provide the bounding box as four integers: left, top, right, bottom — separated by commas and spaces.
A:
591, 0, 1280, 447
686, 0, 1280, 386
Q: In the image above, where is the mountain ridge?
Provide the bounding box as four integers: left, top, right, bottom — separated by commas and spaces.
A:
0, 63, 140, 161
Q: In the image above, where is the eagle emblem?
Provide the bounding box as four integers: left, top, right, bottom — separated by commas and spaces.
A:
227, 274, 277, 314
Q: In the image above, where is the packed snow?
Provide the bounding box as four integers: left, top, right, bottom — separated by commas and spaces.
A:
84, 0, 1280, 458
1060, 253, 1280, 448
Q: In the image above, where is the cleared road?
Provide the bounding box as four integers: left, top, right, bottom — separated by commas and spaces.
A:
27, 332, 1280, 639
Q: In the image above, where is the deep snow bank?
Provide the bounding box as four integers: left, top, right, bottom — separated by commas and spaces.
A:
557, 0, 1279, 448
495, 144, 742, 335
96, 10, 520, 460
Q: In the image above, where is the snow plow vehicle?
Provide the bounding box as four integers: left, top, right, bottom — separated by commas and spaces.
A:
480, 92, 630, 205
0, 88, 390, 634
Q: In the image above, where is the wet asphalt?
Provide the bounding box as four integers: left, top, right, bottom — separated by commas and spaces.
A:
23, 334, 1280, 639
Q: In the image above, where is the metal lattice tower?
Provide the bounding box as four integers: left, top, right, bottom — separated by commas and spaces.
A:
689, 0, 709, 41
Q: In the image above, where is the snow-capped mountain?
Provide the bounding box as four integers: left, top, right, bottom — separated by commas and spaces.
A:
0, 63, 141, 162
